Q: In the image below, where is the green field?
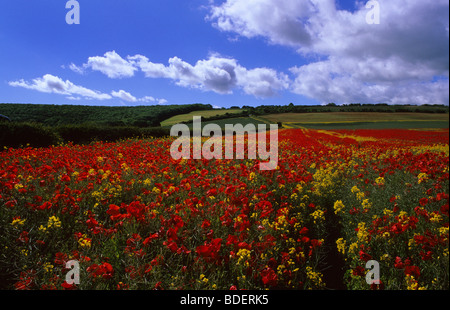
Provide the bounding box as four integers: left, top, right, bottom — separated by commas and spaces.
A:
161, 109, 244, 127
176, 117, 270, 132
259, 112, 449, 129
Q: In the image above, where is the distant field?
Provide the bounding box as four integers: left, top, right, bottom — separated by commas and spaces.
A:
288, 121, 449, 129
161, 109, 244, 127
182, 117, 269, 131
260, 112, 449, 129
260, 112, 449, 123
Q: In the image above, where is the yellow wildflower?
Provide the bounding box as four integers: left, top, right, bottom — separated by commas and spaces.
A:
356, 222, 369, 243
47, 216, 61, 229
336, 238, 346, 255
43, 262, 54, 273
199, 274, 209, 284
351, 186, 360, 193
361, 199, 372, 209
375, 177, 385, 185
417, 173, 428, 184
11, 217, 26, 227
334, 200, 345, 215
78, 234, 92, 248
306, 266, 323, 288
356, 191, 365, 201
310, 209, 325, 224
430, 213, 443, 223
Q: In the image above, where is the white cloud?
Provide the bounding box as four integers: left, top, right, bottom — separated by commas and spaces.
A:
111, 90, 168, 104
68, 63, 85, 75
208, 0, 313, 47
79, 50, 138, 79
138, 95, 168, 104
78, 50, 289, 98
208, 0, 449, 105
66, 96, 82, 101
9, 74, 112, 100
111, 89, 138, 102
8, 74, 167, 104
289, 55, 450, 104
131, 53, 289, 97
128, 55, 173, 79
237, 67, 290, 98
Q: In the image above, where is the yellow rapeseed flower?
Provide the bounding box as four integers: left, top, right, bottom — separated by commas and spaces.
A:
351, 186, 360, 193
375, 177, 385, 186
43, 262, 54, 273
11, 217, 26, 227
334, 200, 345, 215
336, 238, 346, 255
361, 199, 372, 209
417, 173, 428, 184
310, 209, 325, 224
78, 234, 92, 248
356, 222, 369, 243
306, 266, 323, 288
47, 216, 61, 229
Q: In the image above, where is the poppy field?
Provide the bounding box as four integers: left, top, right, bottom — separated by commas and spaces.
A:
0, 127, 448, 290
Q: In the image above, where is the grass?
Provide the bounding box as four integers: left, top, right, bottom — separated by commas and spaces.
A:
161, 109, 244, 127
287, 121, 449, 130
259, 112, 449, 129
261, 112, 449, 123
182, 117, 271, 131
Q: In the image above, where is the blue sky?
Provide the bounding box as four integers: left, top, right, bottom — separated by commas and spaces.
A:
1, 0, 448, 108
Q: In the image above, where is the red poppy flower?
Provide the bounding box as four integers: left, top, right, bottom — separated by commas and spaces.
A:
404, 265, 420, 279
394, 256, 404, 269
61, 281, 77, 290
359, 250, 372, 262
107, 204, 123, 221
225, 186, 236, 195
420, 251, 433, 261
261, 268, 278, 287
419, 198, 428, 206
87, 262, 114, 280
54, 252, 68, 265
196, 238, 222, 262
201, 219, 211, 229
352, 266, 366, 276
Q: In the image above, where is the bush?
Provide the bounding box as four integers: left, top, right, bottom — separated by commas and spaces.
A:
55, 124, 170, 144
0, 122, 171, 149
0, 122, 62, 148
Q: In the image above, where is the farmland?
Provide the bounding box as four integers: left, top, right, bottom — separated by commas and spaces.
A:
1, 124, 448, 290
160, 109, 244, 127
260, 112, 449, 129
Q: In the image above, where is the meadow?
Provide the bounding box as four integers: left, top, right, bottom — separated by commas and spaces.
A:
260, 112, 449, 129
160, 109, 244, 127
0, 125, 448, 290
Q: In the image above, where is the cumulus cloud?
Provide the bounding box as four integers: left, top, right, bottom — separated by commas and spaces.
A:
237, 67, 290, 98
139, 96, 168, 104
74, 50, 289, 98
9, 74, 112, 100
111, 89, 138, 102
8, 74, 167, 104
208, 0, 313, 47
208, 0, 449, 105
111, 90, 168, 104
130, 53, 289, 97
71, 50, 138, 79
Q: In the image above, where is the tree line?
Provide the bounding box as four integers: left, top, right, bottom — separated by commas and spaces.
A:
0, 103, 213, 127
